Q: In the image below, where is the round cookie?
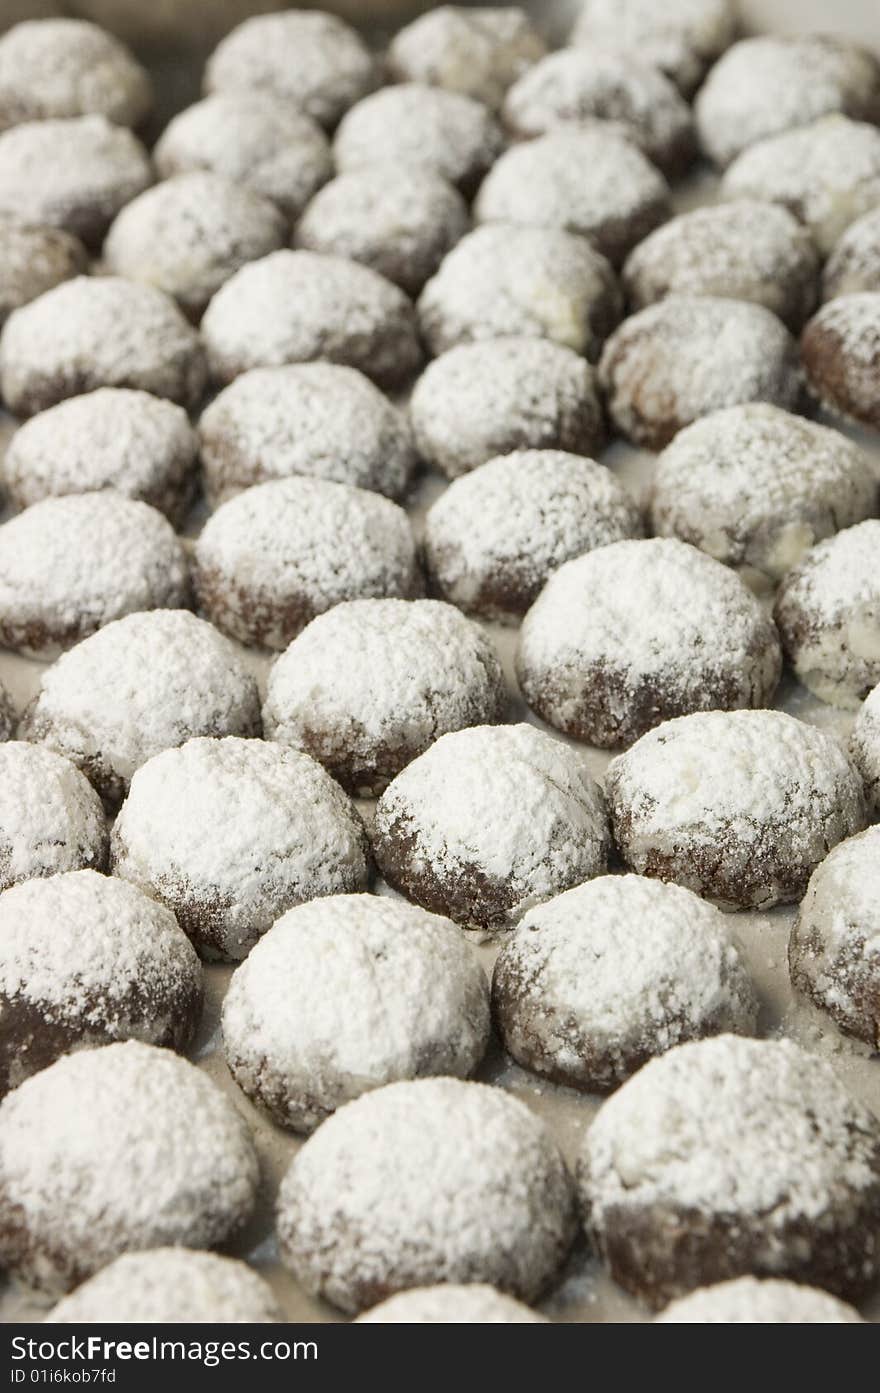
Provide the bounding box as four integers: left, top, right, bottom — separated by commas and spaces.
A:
0, 1040, 258, 1295
262, 598, 507, 794
474, 127, 670, 268
104, 172, 286, 319
789, 826, 880, 1049
492, 875, 757, 1092
0, 115, 151, 247
388, 6, 546, 111
622, 201, 819, 331
823, 206, 880, 300
417, 224, 622, 361
277, 1076, 575, 1313
20, 609, 262, 807
0, 493, 190, 658
372, 722, 610, 933
154, 91, 333, 220
0, 218, 86, 326
0, 276, 207, 417
222, 893, 490, 1130
503, 48, 695, 178
0, 870, 202, 1095
0, 743, 107, 892
851, 685, 880, 815
606, 708, 868, 910
423, 450, 642, 623
193, 477, 420, 651
295, 165, 469, 298
357, 1285, 546, 1324
649, 403, 877, 588
578, 1034, 880, 1306
775, 520, 880, 707
695, 35, 880, 168
721, 115, 880, 256
570, 0, 737, 96
0, 19, 151, 132
204, 11, 377, 129
333, 83, 504, 197
47, 1249, 282, 1324
598, 296, 802, 450
657, 1277, 864, 1324
516, 538, 782, 747
410, 337, 604, 479
3, 388, 198, 524
197, 363, 415, 506
200, 249, 422, 391
802, 292, 880, 432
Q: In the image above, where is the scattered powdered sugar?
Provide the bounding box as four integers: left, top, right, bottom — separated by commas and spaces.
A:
849, 685, 880, 814
111, 737, 370, 961
0, 742, 106, 891
47, 1248, 282, 1324
656, 1276, 864, 1323
0, 19, 151, 131
278, 1076, 575, 1312
0, 1040, 259, 1295
388, 6, 546, 111
824, 206, 880, 298
357, 1284, 546, 1323
0, 217, 86, 324
198, 363, 415, 505
570, 0, 736, 96
222, 892, 490, 1129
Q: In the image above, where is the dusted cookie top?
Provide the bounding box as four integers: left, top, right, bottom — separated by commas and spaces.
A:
0, 19, 152, 132
204, 11, 377, 129
849, 683, 880, 815
0, 742, 107, 892
357, 1285, 546, 1324
823, 206, 880, 299
0, 1040, 258, 1295
410, 337, 604, 479
388, 6, 546, 111
801, 292, 880, 432
222, 893, 490, 1130
278, 1076, 575, 1313
570, 0, 737, 96
0, 218, 86, 326
47, 1249, 282, 1325
657, 1276, 864, 1323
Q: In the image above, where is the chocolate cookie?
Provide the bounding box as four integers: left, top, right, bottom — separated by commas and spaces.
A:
47, 1249, 282, 1324
222, 893, 489, 1130
570, 0, 736, 97
606, 709, 868, 909
357, 1285, 546, 1323
823, 206, 880, 300
0, 1040, 258, 1295
656, 1277, 864, 1323
277, 1077, 575, 1312
372, 723, 610, 933
0, 217, 86, 326
851, 685, 880, 815
578, 1034, 880, 1306
802, 292, 880, 431
517, 538, 781, 746
0, 19, 151, 132
388, 6, 546, 111
0, 743, 107, 892
0, 869, 202, 1095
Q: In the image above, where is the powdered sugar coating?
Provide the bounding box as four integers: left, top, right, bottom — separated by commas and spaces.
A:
0, 1040, 258, 1295
606, 709, 868, 909
823, 206, 880, 300
657, 1276, 864, 1323
0, 276, 207, 417
198, 363, 415, 506
493, 875, 757, 1092
0, 684, 12, 743
373, 722, 610, 932
0, 869, 202, 1094
418, 224, 622, 361
410, 337, 604, 479
650, 403, 877, 586
334, 83, 504, 197
475, 127, 670, 268
570, 0, 736, 97
424, 449, 642, 623
517, 538, 781, 748
104, 172, 286, 318
0, 19, 151, 132
194, 477, 420, 651
622, 201, 819, 331
3, 388, 198, 523
295, 165, 469, 297
204, 11, 377, 129
222, 893, 490, 1131
849, 684, 880, 815
0, 115, 151, 246
263, 598, 507, 795
695, 35, 880, 168
0, 218, 86, 325
0, 743, 107, 892
47, 1248, 282, 1324
598, 295, 802, 450
21, 609, 262, 807
802, 292, 880, 431
0, 493, 190, 658
721, 115, 880, 255
357, 1284, 546, 1323
278, 1076, 576, 1313
579, 1034, 880, 1305
154, 91, 332, 220
388, 6, 546, 111
201, 249, 422, 391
